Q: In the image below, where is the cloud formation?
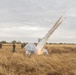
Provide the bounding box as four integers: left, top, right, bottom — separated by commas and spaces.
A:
0, 0, 76, 43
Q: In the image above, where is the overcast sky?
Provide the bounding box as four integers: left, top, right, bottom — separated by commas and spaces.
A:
0, 0, 76, 43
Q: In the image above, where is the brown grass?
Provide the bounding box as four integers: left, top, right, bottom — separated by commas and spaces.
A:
0, 44, 76, 75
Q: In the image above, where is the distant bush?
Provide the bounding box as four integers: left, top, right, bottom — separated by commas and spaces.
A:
0, 41, 7, 43
11, 40, 17, 44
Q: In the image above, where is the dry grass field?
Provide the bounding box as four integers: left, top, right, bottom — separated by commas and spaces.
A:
0, 44, 76, 75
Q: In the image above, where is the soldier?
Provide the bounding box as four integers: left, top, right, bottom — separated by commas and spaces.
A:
21, 43, 26, 49
0, 43, 2, 49
12, 43, 16, 52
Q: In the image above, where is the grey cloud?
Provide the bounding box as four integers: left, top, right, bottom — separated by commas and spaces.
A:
0, 0, 76, 43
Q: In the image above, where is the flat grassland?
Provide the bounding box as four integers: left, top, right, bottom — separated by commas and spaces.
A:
0, 44, 76, 75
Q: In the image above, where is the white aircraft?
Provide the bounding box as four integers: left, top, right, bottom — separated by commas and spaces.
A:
24, 16, 64, 55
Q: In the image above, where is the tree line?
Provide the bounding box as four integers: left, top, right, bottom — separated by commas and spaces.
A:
0, 40, 22, 44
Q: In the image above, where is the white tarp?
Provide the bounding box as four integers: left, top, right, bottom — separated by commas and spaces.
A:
25, 43, 48, 54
